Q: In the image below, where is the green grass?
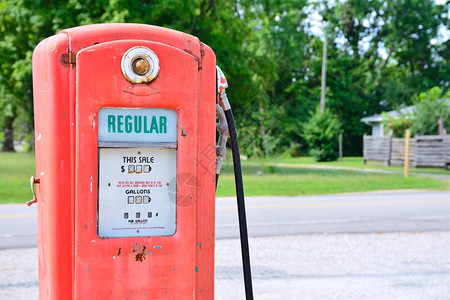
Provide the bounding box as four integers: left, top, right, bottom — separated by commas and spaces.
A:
0, 152, 449, 203
216, 158, 450, 197
0, 152, 35, 204
269, 156, 450, 175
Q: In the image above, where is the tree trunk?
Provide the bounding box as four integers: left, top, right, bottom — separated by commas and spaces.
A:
2, 115, 15, 152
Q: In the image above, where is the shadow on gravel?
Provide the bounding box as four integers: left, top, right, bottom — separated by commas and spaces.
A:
0, 280, 38, 289
216, 265, 450, 281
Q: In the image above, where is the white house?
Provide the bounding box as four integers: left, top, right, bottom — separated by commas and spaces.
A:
360, 106, 415, 137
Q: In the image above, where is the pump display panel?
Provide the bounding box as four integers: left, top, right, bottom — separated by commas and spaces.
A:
97, 107, 177, 238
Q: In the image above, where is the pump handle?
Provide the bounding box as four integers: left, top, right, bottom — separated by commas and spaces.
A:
27, 176, 40, 206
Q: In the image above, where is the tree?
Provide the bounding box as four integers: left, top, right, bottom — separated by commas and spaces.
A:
0, 0, 448, 157
302, 106, 341, 162
0, 0, 78, 151
0, 0, 255, 151
310, 0, 448, 155
233, 0, 311, 157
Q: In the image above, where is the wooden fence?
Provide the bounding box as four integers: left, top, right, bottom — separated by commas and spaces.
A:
363, 134, 450, 169
362, 135, 392, 165
390, 138, 416, 167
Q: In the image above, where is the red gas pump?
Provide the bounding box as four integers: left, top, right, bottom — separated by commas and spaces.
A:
32, 23, 216, 299
31, 23, 253, 299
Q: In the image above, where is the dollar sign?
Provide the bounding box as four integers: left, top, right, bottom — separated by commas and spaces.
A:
121, 166, 125, 173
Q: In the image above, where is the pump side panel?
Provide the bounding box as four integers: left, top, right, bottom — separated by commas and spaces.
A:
195, 43, 216, 297
32, 33, 74, 299
74, 37, 215, 299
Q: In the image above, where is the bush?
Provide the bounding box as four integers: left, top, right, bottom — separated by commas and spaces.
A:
411, 87, 450, 136
302, 106, 341, 162
287, 142, 302, 157
382, 111, 413, 138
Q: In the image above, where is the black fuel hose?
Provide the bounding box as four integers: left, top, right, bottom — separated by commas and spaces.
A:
224, 108, 254, 300
215, 173, 219, 191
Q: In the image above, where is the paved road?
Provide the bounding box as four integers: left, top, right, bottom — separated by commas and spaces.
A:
1, 190, 450, 249
1, 190, 450, 299
217, 190, 450, 238
0, 204, 37, 249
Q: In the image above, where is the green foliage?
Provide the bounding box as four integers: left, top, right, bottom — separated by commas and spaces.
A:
382, 111, 413, 138
320, 0, 448, 152
411, 87, 450, 135
0, 0, 448, 156
287, 142, 302, 157
302, 107, 341, 162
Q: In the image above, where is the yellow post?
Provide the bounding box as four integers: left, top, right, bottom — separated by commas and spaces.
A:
404, 129, 411, 178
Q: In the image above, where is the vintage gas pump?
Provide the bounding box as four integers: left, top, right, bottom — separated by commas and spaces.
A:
31, 24, 216, 299
31, 23, 253, 299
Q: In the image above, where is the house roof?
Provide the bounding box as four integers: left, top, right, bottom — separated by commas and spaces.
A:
361, 98, 449, 125
360, 105, 415, 124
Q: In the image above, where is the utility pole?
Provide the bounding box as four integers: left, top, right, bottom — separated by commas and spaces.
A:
320, 36, 327, 113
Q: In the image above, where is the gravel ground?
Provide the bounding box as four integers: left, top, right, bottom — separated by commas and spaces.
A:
1, 232, 450, 299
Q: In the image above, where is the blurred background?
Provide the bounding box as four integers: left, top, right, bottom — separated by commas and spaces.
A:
0, 0, 448, 159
